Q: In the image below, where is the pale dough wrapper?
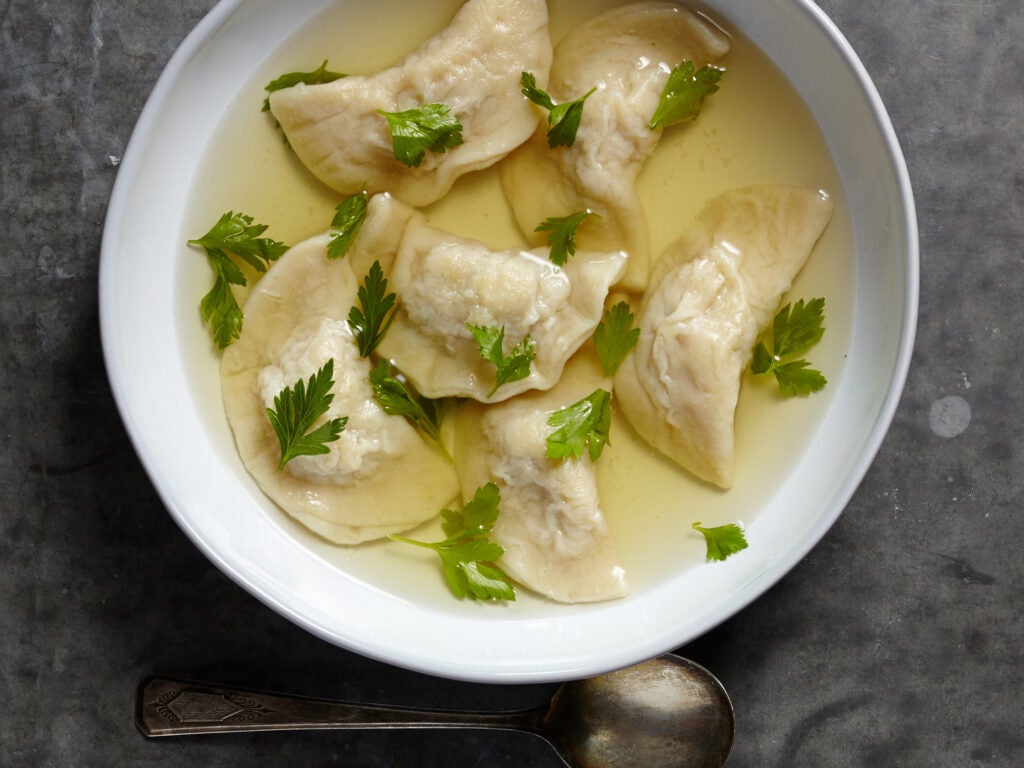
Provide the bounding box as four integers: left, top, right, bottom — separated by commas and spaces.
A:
454, 349, 628, 603
500, 1, 730, 292
269, 0, 552, 207
220, 232, 459, 544
376, 214, 627, 402
614, 185, 835, 488
347, 192, 417, 279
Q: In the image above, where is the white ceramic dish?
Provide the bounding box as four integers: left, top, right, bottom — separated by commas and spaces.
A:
100, 0, 917, 683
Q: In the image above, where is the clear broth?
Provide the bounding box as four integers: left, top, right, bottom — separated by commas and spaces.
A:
180, 0, 853, 603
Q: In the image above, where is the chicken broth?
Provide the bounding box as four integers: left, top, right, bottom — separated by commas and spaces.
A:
180, 0, 853, 603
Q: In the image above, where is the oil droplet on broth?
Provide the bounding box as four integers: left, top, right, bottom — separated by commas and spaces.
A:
180, 0, 854, 601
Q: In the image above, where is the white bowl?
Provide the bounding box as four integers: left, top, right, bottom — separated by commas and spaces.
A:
100, 0, 917, 683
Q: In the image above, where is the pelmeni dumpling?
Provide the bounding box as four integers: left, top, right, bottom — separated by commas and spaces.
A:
221, 233, 459, 544
376, 217, 626, 402
454, 350, 628, 603
614, 185, 835, 488
347, 192, 417, 278
500, 2, 730, 292
269, 0, 551, 207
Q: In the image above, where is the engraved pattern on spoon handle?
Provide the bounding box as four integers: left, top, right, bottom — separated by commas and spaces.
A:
136, 676, 544, 737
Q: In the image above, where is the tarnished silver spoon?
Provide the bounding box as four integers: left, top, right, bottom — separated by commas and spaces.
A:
137, 653, 734, 768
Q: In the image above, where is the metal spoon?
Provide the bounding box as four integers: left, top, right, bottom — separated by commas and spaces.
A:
137, 654, 733, 767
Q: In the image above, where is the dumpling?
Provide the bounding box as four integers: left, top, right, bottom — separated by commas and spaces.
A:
220, 232, 459, 544
614, 185, 835, 488
268, 0, 552, 207
500, 2, 730, 292
347, 192, 417, 278
376, 215, 626, 402
454, 349, 628, 603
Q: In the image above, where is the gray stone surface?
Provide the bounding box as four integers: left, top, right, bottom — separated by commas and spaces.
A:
2, 1, 1021, 766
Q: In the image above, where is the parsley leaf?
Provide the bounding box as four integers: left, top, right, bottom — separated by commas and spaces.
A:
188, 211, 288, 349
750, 298, 828, 396
348, 260, 397, 357
535, 209, 601, 266
377, 103, 464, 167
368, 359, 451, 460
649, 61, 724, 130
197, 251, 245, 350
262, 60, 346, 111
466, 324, 537, 397
266, 358, 348, 470
772, 359, 827, 395
594, 302, 640, 376
189, 210, 288, 272
692, 521, 748, 562
546, 388, 612, 462
391, 483, 515, 601
327, 191, 369, 259
521, 71, 596, 148
770, 297, 827, 358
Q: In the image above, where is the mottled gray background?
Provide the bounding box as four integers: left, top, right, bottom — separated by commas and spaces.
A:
2, 1, 1021, 766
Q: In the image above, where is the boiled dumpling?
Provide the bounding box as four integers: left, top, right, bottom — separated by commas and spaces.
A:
347, 192, 417, 278
614, 185, 835, 488
376, 216, 626, 402
269, 0, 552, 207
500, 2, 730, 292
221, 232, 459, 544
454, 349, 628, 603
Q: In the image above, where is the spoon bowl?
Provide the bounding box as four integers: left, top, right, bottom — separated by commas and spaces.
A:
137, 653, 733, 768
544, 655, 734, 768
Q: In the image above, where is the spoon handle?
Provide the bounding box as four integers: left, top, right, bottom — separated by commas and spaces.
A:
136, 676, 543, 737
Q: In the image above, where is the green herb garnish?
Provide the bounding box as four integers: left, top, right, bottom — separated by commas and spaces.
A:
466, 324, 537, 397
368, 359, 450, 459
391, 483, 516, 601
535, 209, 601, 266
594, 301, 639, 376
262, 60, 346, 111
692, 521, 748, 562
188, 211, 288, 349
546, 388, 612, 462
751, 298, 827, 396
377, 103, 465, 167
520, 71, 596, 148
649, 61, 724, 130
348, 260, 397, 357
262, 60, 345, 112
266, 358, 347, 470
327, 192, 369, 259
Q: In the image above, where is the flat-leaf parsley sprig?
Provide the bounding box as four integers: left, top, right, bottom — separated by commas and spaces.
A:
377, 103, 465, 167
521, 71, 596, 148
348, 260, 398, 357
751, 297, 827, 396
390, 483, 516, 601
327, 191, 369, 259
692, 521, 748, 562
649, 61, 724, 130
535, 209, 601, 266
266, 358, 348, 471
546, 389, 612, 462
368, 359, 451, 460
466, 324, 537, 397
188, 211, 288, 349
262, 60, 346, 112
593, 301, 639, 376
